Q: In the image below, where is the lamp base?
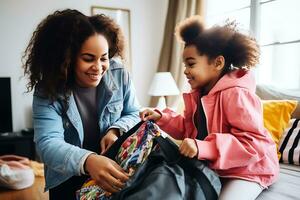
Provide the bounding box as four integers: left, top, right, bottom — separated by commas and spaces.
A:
157, 96, 167, 110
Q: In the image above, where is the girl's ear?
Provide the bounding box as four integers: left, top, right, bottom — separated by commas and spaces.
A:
214, 56, 225, 71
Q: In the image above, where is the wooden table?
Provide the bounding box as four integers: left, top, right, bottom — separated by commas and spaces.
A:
0, 176, 48, 200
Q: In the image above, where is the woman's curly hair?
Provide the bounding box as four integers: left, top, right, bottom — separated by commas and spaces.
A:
22, 9, 125, 103
175, 16, 260, 73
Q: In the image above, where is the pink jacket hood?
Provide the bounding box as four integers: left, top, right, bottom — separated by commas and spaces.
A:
209, 69, 256, 94
190, 69, 256, 96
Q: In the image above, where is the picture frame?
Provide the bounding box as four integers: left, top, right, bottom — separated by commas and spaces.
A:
91, 6, 132, 70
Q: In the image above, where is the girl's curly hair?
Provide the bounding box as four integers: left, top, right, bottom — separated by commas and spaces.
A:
22, 9, 125, 103
175, 16, 260, 73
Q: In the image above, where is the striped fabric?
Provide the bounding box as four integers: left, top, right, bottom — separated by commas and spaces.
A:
279, 119, 300, 165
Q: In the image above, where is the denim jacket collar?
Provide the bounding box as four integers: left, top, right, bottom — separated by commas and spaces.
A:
96, 68, 119, 126
66, 67, 119, 145
66, 95, 84, 143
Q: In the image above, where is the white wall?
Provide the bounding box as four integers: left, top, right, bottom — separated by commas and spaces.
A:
0, 0, 168, 131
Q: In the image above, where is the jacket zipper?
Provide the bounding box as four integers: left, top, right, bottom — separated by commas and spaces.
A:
200, 98, 209, 136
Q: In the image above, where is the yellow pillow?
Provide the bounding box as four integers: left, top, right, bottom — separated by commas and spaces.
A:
262, 100, 298, 159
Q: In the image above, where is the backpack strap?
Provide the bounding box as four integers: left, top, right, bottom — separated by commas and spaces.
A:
155, 136, 219, 200
104, 121, 145, 159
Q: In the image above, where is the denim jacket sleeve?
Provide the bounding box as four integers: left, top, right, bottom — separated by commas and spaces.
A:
32, 95, 93, 176
110, 69, 141, 133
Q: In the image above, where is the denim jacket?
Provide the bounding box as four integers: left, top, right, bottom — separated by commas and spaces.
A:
32, 59, 140, 190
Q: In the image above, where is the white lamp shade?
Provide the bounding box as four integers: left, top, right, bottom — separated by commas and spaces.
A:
148, 72, 180, 96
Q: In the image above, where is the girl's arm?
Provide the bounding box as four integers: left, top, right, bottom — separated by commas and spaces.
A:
197, 87, 275, 169
156, 108, 187, 140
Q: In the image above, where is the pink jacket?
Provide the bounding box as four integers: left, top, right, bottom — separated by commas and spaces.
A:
157, 70, 279, 188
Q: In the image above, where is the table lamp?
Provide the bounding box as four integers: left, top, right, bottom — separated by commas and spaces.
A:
148, 72, 180, 109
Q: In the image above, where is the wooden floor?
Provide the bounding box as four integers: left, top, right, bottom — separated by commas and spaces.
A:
0, 176, 48, 200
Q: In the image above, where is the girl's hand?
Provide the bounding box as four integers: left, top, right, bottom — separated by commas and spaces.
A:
100, 128, 119, 154
139, 108, 162, 121
179, 138, 198, 158
85, 154, 129, 193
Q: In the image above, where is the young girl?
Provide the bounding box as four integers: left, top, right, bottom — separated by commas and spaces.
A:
140, 16, 279, 200
23, 9, 140, 199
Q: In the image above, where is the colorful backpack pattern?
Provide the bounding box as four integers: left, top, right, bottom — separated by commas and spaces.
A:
76, 121, 161, 200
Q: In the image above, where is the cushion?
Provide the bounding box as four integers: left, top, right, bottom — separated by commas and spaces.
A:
262, 100, 298, 158
279, 119, 300, 165
257, 84, 300, 118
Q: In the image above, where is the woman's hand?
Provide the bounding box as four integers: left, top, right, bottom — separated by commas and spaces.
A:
179, 138, 198, 158
139, 108, 162, 121
85, 154, 129, 193
100, 128, 119, 154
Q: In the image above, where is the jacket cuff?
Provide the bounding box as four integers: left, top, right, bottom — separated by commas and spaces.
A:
107, 126, 125, 137
154, 108, 169, 126
195, 140, 218, 161
80, 152, 96, 175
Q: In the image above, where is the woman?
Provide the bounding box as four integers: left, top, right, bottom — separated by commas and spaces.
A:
23, 9, 140, 199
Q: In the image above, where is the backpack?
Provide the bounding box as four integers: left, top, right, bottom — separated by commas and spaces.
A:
111, 135, 221, 200
77, 121, 221, 200
76, 121, 160, 200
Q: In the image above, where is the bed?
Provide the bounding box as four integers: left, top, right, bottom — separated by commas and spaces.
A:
257, 164, 300, 199
256, 85, 300, 200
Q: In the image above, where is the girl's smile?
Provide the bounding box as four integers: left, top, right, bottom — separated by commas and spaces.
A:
183, 45, 223, 93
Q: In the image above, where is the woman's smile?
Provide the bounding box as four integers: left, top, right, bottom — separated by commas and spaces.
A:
85, 72, 100, 81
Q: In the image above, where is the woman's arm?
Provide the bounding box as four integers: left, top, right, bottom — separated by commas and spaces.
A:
33, 95, 92, 176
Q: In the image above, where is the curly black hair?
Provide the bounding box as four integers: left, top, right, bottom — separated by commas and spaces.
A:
22, 9, 125, 103
175, 16, 260, 73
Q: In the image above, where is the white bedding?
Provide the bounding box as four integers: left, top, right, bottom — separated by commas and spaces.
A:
257, 163, 300, 200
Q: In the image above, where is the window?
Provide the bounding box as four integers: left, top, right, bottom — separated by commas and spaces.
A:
206, 0, 250, 31
205, 0, 300, 90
